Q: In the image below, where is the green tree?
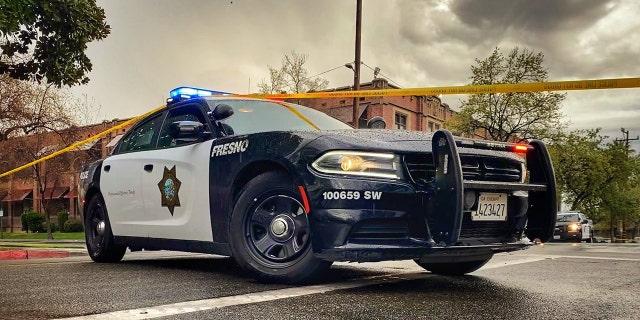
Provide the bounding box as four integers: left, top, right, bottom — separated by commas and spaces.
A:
550, 129, 640, 239
549, 129, 611, 219
448, 47, 566, 142
258, 50, 329, 94
0, 0, 110, 86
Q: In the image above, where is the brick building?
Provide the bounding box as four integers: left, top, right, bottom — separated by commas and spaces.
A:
287, 78, 456, 131
0, 119, 131, 232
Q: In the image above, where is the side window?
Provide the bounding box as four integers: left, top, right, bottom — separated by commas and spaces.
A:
157, 105, 209, 149
117, 113, 164, 153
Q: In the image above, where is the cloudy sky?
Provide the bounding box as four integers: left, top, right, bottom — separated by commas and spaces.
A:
71, 0, 640, 151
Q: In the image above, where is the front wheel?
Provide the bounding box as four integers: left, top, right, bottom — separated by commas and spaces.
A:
229, 171, 331, 284
84, 194, 126, 263
414, 258, 491, 275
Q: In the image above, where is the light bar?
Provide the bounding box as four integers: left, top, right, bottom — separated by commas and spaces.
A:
168, 86, 231, 99
455, 138, 533, 153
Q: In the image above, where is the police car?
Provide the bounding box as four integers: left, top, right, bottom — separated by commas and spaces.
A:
79, 86, 557, 283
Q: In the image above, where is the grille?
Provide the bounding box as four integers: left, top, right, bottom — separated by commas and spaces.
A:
404, 154, 522, 185
459, 214, 511, 240
349, 219, 409, 240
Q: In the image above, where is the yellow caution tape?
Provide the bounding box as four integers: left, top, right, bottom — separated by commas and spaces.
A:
0, 105, 165, 179
1, 76, 640, 178
237, 77, 640, 99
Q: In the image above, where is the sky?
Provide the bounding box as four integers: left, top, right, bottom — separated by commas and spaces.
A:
71, 0, 640, 151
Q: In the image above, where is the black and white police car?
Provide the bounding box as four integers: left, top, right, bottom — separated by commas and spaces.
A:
79, 86, 557, 283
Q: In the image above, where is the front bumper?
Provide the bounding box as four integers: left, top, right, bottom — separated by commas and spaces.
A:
303, 130, 557, 263
554, 227, 581, 240
314, 239, 531, 263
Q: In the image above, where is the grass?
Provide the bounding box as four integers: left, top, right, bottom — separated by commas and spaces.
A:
0, 232, 85, 249
0, 232, 85, 240
0, 242, 85, 249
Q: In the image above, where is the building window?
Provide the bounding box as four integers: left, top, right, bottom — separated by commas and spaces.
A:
395, 112, 407, 130
435, 123, 440, 130
428, 121, 434, 132
340, 100, 346, 104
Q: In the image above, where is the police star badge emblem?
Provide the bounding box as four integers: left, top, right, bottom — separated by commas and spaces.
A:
157, 165, 181, 215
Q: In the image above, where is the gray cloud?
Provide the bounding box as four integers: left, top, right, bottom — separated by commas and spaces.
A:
72, 0, 640, 151
449, 0, 615, 33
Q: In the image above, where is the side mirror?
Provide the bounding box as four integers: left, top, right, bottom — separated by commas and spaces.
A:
210, 104, 234, 121
169, 121, 209, 142
366, 116, 386, 129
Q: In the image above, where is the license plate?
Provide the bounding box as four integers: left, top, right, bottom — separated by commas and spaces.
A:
472, 193, 508, 221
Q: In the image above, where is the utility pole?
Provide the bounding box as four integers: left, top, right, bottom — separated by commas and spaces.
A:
613, 128, 638, 241
615, 128, 639, 156
351, 0, 362, 128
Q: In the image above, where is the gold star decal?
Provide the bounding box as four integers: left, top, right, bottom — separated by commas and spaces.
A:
157, 165, 181, 215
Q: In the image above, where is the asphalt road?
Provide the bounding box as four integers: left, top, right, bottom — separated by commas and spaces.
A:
0, 243, 638, 320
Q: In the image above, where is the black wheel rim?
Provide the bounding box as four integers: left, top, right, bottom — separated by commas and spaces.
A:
245, 194, 310, 265
87, 201, 106, 254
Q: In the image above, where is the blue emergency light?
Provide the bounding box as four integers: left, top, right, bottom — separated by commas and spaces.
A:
169, 86, 231, 99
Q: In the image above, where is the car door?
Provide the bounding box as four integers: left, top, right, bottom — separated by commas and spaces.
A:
140, 104, 216, 242
100, 112, 164, 237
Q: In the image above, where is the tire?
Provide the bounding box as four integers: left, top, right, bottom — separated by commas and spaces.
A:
229, 171, 331, 284
414, 258, 491, 275
84, 194, 126, 263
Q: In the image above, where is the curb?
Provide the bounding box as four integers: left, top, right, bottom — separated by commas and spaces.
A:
0, 249, 70, 260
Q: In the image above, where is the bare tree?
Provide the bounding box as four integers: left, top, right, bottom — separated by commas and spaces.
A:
0, 75, 73, 141
0, 77, 87, 239
258, 51, 329, 94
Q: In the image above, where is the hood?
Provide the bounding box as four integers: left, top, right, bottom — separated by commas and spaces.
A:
308, 129, 523, 161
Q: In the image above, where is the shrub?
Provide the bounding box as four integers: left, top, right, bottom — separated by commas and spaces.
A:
64, 219, 84, 232
57, 211, 69, 231
22, 211, 46, 233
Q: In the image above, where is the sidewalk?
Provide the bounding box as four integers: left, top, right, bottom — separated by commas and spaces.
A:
0, 239, 87, 260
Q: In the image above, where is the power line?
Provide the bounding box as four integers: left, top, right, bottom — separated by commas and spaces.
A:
361, 61, 403, 87
309, 64, 349, 79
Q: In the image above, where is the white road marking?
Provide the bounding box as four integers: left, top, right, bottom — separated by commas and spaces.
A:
58, 273, 428, 320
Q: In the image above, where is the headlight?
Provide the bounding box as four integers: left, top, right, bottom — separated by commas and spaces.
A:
311, 151, 403, 179
568, 223, 580, 232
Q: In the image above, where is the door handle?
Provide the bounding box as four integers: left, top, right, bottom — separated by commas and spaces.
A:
144, 164, 154, 172
103, 165, 110, 172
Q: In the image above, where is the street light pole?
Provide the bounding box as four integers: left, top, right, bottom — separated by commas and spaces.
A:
352, 0, 362, 128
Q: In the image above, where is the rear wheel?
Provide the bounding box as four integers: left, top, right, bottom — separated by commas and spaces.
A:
84, 194, 126, 263
229, 171, 331, 284
414, 258, 491, 275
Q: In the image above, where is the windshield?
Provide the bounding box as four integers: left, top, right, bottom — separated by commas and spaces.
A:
556, 213, 580, 222
206, 99, 351, 135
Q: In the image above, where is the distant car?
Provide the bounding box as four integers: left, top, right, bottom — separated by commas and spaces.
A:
78, 86, 557, 284
554, 212, 594, 242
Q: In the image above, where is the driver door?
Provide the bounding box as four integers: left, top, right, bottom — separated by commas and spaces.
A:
140, 104, 216, 242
